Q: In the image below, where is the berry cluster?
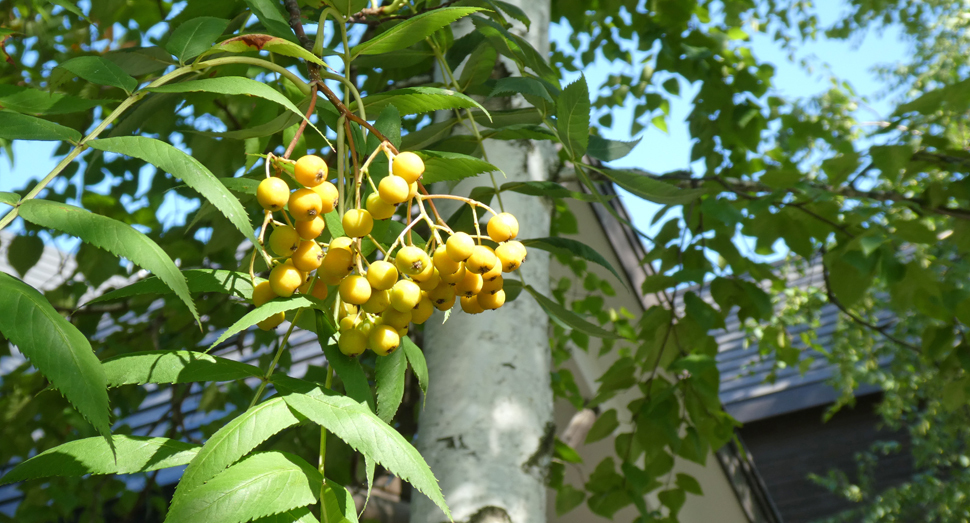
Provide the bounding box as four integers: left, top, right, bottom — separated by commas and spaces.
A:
250, 146, 527, 358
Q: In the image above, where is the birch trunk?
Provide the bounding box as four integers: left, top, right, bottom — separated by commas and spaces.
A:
409, 3, 554, 522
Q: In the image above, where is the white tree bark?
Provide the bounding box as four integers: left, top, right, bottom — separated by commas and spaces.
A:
410, 3, 554, 522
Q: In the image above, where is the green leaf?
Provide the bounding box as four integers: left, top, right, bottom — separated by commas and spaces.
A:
0, 85, 103, 115
557, 76, 590, 159
458, 43, 497, 91
676, 473, 703, 495
401, 335, 428, 396
252, 508, 320, 523
205, 295, 317, 351
87, 270, 258, 306
167, 451, 321, 523
490, 0, 531, 29
6, 234, 44, 277
207, 34, 330, 65
241, 0, 299, 42
279, 386, 451, 519
597, 169, 706, 205
54, 56, 138, 94
19, 199, 199, 325
174, 398, 301, 498
322, 0, 368, 16
314, 311, 375, 410
50, 0, 93, 22
585, 409, 619, 444
0, 111, 81, 142
523, 285, 622, 339
658, 488, 687, 515
0, 272, 111, 442
522, 237, 625, 285
166, 17, 230, 62
351, 8, 484, 58
418, 150, 500, 184
587, 135, 641, 161
0, 436, 198, 485
555, 484, 586, 516
352, 87, 490, 118
375, 348, 406, 423
217, 176, 260, 195
321, 482, 358, 523
102, 350, 262, 387
489, 76, 554, 102
554, 438, 583, 463
89, 136, 255, 243
0, 192, 18, 206
499, 181, 605, 202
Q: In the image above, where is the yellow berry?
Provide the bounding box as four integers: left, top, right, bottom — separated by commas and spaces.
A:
338, 329, 367, 357
389, 279, 421, 312
269, 262, 303, 297
339, 274, 372, 305
487, 213, 519, 242
495, 241, 527, 272
417, 269, 440, 291
382, 307, 412, 329
395, 245, 430, 276
252, 281, 277, 307
465, 245, 498, 274
478, 289, 506, 310
292, 240, 324, 272
368, 324, 401, 356
298, 278, 329, 300
257, 177, 289, 211
342, 209, 374, 238
339, 315, 359, 331
366, 260, 398, 291
454, 270, 484, 297
446, 232, 475, 262
411, 258, 436, 282
268, 226, 300, 257
407, 181, 418, 200
294, 154, 329, 187
481, 261, 502, 282
295, 216, 326, 240
288, 188, 323, 221
481, 274, 504, 294
366, 192, 397, 220
312, 181, 339, 214
428, 282, 456, 310
378, 175, 410, 204
440, 263, 466, 284
329, 236, 355, 252
258, 312, 285, 331
433, 245, 461, 275
338, 302, 358, 319
362, 288, 391, 314
411, 294, 434, 324
460, 295, 485, 314
392, 151, 425, 184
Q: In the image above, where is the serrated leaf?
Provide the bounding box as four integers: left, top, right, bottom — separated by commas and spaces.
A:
375, 348, 406, 423
208, 34, 329, 65
315, 310, 375, 411
0, 192, 18, 206
102, 350, 262, 387
0, 436, 197, 485
490, 0, 531, 28
0, 85, 103, 115
19, 199, 200, 325
167, 451, 320, 523
167, 17, 230, 62
54, 56, 138, 94
321, 482, 358, 523
557, 76, 590, 159
87, 270, 258, 306
499, 181, 605, 202
587, 135, 640, 161
351, 7, 484, 58
522, 237, 625, 285
7, 234, 43, 277
278, 385, 451, 519
0, 111, 81, 142
241, 0, 299, 42
524, 285, 622, 339
401, 335, 428, 396
458, 43, 497, 91
418, 150, 499, 184
597, 169, 705, 205
351, 87, 489, 118
89, 136, 255, 243
174, 398, 301, 499
585, 409, 618, 444
0, 272, 111, 442
489, 76, 554, 102
252, 508, 320, 523
206, 295, 317, 351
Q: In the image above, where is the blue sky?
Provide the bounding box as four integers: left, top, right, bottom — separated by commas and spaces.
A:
0, 0, 909, 243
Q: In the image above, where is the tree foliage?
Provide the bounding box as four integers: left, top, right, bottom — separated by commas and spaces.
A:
0, 0, 968, 522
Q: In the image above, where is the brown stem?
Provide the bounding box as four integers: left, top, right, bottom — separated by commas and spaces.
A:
284, 84, 318, 159
418, 182, 445, 225
348, 0, 460, 24
317, 82, 398, 153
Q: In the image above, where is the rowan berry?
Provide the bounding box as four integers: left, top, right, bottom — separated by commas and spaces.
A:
407, 181, 418, 200
382, 307, 412, 329
446, 232, 475, 262
411, 295, 434, 324
339, 274, 372, 305
294, 154, 328, 187
433, 245, 461, 275
389, 279, 421, 312
477, 289, 506, 310
252, 281, 277, 308
295, 216, 326, 240
362, 288, 391, 314
338, 328, 367, 357
269, 262, 303, 297
257, 177, 289, 211
495, 241, 527, 272
298, 278, 329, 300
481, 274, 504, 294
460, 295, 485, 314
378, 175, 410, 204
292, 240, 324, 272
439, 263, 466, 284
312, 181, 339, 214
269, 226, 301, 257
416, 269, 440, 291
368, 324, 401, 356
337, 302, 358, 319
395, 245, 430, 276
487, 213, 519, 242
342, 209, 374, 238
481, 261, 502, 282
465, 245, 498, 274
288, 188, 323, 221
428, 282, 456, 310
454, 270, 484, 297
339, 316, 359, 331
392, 151, 425, 184
366, 192, 397, 220
366, 260, 398, 291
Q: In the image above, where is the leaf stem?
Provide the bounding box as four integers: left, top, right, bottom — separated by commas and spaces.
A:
248, 308, 304, 409
318, 364, 334, 508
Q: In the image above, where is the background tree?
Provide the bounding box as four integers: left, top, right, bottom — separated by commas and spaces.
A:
0, 1, 969, 522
